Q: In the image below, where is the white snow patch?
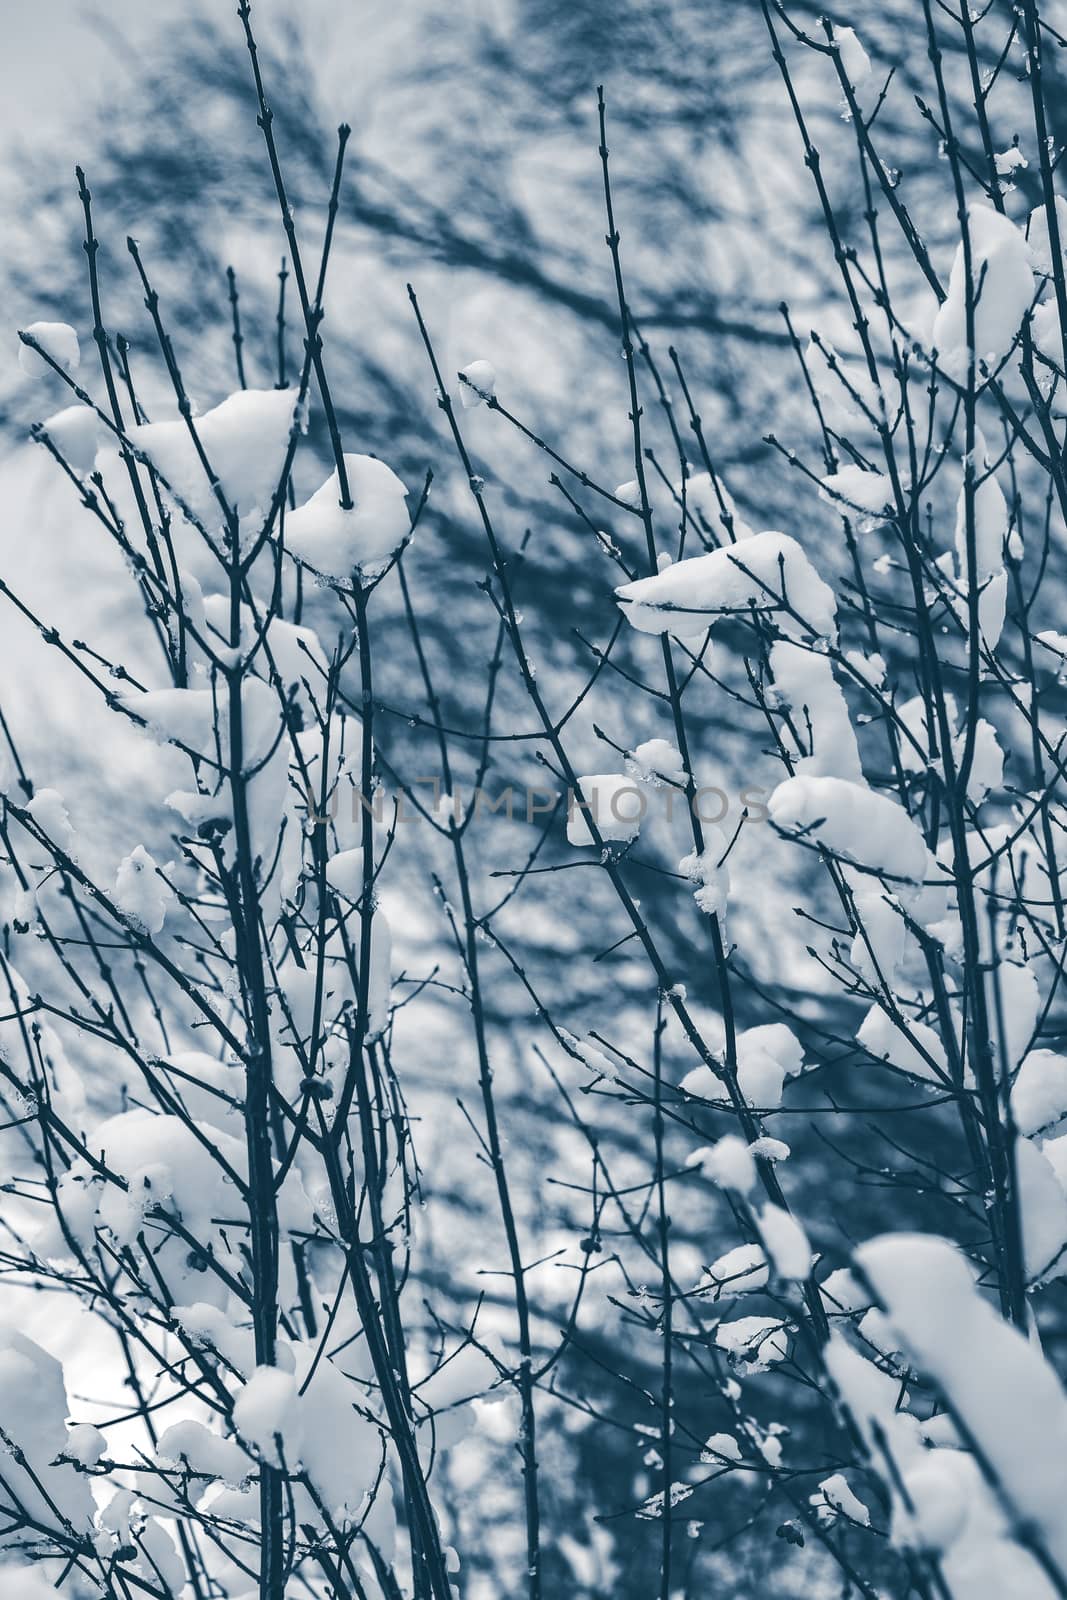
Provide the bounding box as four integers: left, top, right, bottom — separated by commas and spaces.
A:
567, 774, 645, 846
286, 453, 410, 582
458, 359, 497, 408
932, 206, 1033, 383
616, 531, 837, 640
818, 465, 891, 515
19, 321, 80, 377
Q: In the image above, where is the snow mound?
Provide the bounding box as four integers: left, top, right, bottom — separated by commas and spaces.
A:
769, 775, 929, 883
129, 387, 298, 527
19, 321, 80, 377
857, 1232, 1067, 1582
567, 774, 645, 846
286, 454, 410, 582
458, 359, 497, 408
113, 844, 172, 935
615, 530, 837, 640
818, 464, 891, 515
42, 404, 99, 472
932, 206, 1033, 383
769, 641, 863, 784
714, 1315, 788, 1371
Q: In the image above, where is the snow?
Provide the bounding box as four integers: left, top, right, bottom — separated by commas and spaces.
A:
567, 774, 645, 846
857, 1232, 1067, 1580
18, 321, 80, 377
701, 1432, 742, 1463
894, 692, 1001, 811
98, 1492, 185, 1595
324, 845, 366, 899
278, 899, 392, 1044
678, 841, 730, 920
11, 22, 1067, 1598
1037, 628, 1067, 674
156, 1419, 251, 1487
458, 358, 497, 408
734, 1022, 804, 1109
812, 1472, 870, 1527
954, 432, 1008, 581
995, 146, 1027, 177
935, 430, 1013, 656
285, 453, 411, 582
121, 677, 297, 920
121, 686, 217, 751
413, 1342, 508, 1452
827, 1295, 1058, 1595
25, 786, 78, 862
260, 617, 329, 705
821, 1267, 869, 1314
0, 1327, 94, 1544
626, 737, 686, 785
990, 960, 1040, 1078
749, 1136, 790, 1163
0, 1565, 79, 1599
174, 1302, 254, 1377
953, 717, 1004, 805
233, 1365, 301, 1467
158, 1050, 242, 1135
818, 464, 892, 515
897, 1451, 970, 1553
113, 844, 172, 935
1013, 1050, 1067, 1137
953, 564, 1009, 654
695, 1135, 756, 1194
768, 640, 863, 784
686, 470, 756, 543
1015, 1134, 1067, 1284
365, 906, 394, 1041
1039, 1132, 1067, 1195
53, 1105, 312, 1308
896, 693, 944, 776
757, 1204, 811, 1280
768, 775, 930, 883
700, 1242, 769, 1297
233, 1345, 397, 1531
680, 1065, 720, 1100
931, 205, 1034, 383
834, 26, 870, 91
129, 387, 298, 527
919, 1414, 962, 1449
41, 403, 99, 472
714, 1315, 789, 1371
1032, 298, 1063, 378
845, 649, 886, 689
1027, 196, 1067, 276
848, 873, 908, 985
857, 1004, 950, 1085
416, 1340, 502, 1414
615, 530, 838, 640
63, 1422, 107, 1469
858, 1306, 904, 1364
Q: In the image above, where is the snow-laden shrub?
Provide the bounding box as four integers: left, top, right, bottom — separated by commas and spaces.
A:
7, 3, 1067, 1599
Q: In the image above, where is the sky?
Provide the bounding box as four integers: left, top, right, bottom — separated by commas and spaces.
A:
0, 1, 152, 144
0, 0, 418, 154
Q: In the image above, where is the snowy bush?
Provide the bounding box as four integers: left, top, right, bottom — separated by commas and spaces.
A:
7, 2, 1067, 1598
